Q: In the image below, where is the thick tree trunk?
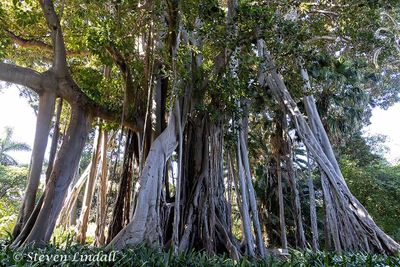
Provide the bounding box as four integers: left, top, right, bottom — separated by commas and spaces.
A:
106, 113, 177, 249
108, 112, 239, 258
12, 98, 63, 245
303, 96, 343, 181
77, 124, 102, 243
45, 98, 63, 180
304, 96, 352, 252
299, 67, 338, 252
257, 39, 400, 255
95, 129, 109, 246
178, 115, 239, 258
13, 91, 56, 238
20, 106, 91, 245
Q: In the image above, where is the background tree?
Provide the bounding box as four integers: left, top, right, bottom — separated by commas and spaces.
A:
0, 127, 30, 166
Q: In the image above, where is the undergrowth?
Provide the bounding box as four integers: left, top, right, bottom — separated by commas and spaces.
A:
0, 239, 399, 266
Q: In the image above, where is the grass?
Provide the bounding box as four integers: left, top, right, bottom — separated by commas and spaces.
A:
0, 239, 399, 266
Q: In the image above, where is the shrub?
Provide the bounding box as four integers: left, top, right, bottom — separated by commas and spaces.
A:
0, 240, 399, 267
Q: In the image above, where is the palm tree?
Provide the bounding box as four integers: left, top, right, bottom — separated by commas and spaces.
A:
0, 127, 31, 166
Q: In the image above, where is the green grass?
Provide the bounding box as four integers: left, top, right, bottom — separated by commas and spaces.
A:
0, 239, 399, 266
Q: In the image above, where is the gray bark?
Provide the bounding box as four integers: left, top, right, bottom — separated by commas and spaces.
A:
306, 150, 319, 250
22, 106, 91, 245
0, 63, 46, 94
285, 153, 306, 249
236, 133, 256, 257
239, 126, 266, 257
281, 114, 306, 249
13, 91, 55, 238
45, 98, 63, 180
172, 103, 183, 253
58, 163, 91, 228
77, 124, 102, 243
257, 38, 400, 255
106, 113, 177, 250
95, 129, 109, 246
303, 96, 343, 182
320, 172, 341, 251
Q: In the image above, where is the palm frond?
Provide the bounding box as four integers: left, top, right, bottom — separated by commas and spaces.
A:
0, 154, 18, 166
3, 142, 31, 152
0, 127, 30, 165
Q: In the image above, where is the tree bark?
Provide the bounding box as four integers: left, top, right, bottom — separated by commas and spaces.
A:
281, 114, 306, 250
239, 121, 266, 257
77, 123, 102, 244
236, 132, 256, 257
178, 115, 239, 258
106, 129, 136, 243
172, 103, 183, 253
154, 64, 168, 138
106, 113, 178, 250
95, 129, 109, 246
276, 156, 288, 250
303, 96, 343, 181
320, 171, 341, 251
306, 150, 319, 250
257, 38, 400, 255
20, 106, 91, 245
285, 152, 306, 249
45, 98, 63, 180
0, 63, 46, 94
58, 163, 91, 228
13, 91, 56, 238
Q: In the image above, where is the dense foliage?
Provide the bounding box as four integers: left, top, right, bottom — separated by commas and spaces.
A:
339, 133, 400, 242
0, 127, 29, 239
0, 164, 28, 239
0, 240, 400, 267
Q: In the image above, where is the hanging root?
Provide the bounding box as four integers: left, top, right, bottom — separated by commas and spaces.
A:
257, 38, 400, 255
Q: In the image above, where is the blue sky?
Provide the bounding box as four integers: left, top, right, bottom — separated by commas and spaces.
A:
0, 82, 399, 165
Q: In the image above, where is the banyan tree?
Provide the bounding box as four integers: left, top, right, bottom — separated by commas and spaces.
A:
0, 0, 399, 258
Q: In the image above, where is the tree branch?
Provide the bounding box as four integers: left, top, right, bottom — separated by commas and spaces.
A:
308, 10, 339, 17
106, 45, 137, 123
0, 61, 142, 132
5, 29, 89, 57
5, 30, 52, 51
306, 35, 351, 44
0, 62, 46, 94
55, 77, 143, 132
106, 45, 127, 70
90, 104, 143, 132
39, 0, 68, 74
